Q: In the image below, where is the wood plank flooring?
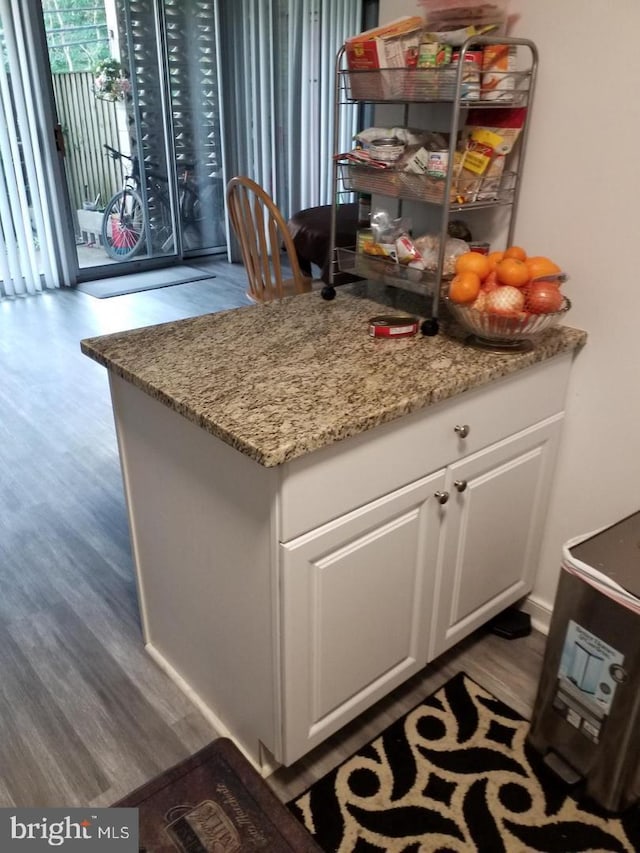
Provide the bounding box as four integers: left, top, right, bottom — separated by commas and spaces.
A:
0, 261, 546, 808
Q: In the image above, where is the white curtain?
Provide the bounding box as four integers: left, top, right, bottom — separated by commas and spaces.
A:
285, 0, 362, 215
219, 0, 362, 220
0, 0, 71, 298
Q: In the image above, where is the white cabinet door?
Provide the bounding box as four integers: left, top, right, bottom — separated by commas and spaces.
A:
280, 470, 445, 765
431, 414, 563, 659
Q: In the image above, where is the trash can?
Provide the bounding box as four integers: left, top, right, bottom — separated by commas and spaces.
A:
527, 511, 640, 812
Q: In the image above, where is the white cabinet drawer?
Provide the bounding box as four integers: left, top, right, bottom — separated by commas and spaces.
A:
279, 352, 572, 541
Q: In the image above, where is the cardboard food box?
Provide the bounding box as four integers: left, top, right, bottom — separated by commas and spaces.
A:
345, 16, 424, 69
345, 16, 424, 99
481, 43, 517, 101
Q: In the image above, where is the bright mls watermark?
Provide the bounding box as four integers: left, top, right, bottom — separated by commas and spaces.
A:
0, 809, 138, 851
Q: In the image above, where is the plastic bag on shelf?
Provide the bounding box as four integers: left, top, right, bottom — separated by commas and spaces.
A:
364, 209, 425, 270
366, 209, 410, 261
355, 127, 448, 149
421, 22, 502, 46
413, 234, 469, 276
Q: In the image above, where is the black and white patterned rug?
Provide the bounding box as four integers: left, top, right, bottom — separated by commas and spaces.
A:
288, 673, 639, 852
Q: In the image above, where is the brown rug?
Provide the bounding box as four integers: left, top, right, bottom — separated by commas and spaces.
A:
114, 738, 320, 852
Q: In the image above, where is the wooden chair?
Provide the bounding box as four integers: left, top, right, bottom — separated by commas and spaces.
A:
226, 176, 314, 302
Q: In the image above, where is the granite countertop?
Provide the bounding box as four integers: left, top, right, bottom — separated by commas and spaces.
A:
81, 283, 587, 467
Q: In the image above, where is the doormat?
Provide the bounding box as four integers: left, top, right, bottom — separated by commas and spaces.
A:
113, 738, 321, 852
288, 672, 639, 852
76, 265, 214, 298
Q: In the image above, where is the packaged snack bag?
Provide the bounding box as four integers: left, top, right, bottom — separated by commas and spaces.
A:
481, 43, 517, 101
456, 107, 526, 202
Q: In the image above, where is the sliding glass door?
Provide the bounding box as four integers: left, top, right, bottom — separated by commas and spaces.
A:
2, 0, 370, 295
163, 1, 226, 254
43, 0, 226, 279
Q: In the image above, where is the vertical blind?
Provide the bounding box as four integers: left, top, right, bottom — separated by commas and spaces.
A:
219, 0, 362, 221
285, 0, 361, 215
0, 0, 70, 298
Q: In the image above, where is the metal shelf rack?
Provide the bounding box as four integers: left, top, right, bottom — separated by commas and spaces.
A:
323, 35, 539, 336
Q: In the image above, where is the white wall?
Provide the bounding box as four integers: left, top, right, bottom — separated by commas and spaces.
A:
379, 0, 640, 618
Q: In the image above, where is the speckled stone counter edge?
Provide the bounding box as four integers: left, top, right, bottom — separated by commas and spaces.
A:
81, 289, 587, 467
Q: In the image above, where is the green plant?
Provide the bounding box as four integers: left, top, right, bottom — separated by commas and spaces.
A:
93, 59, 130, 101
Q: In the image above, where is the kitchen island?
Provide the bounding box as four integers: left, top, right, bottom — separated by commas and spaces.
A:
81, 282, 586, 771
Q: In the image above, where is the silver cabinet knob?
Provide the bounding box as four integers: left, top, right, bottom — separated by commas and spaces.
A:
454, 479, 467, 492
434, 490, 450, 505
454, 424, 470, 438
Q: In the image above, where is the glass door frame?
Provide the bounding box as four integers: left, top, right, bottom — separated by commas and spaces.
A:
42, 0, 185, 284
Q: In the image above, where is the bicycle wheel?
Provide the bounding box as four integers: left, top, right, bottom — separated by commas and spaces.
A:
101, 189, 146, 260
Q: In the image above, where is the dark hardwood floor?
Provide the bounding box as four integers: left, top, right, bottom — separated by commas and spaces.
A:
0, 259, 546, 807
0, 261, 251, 807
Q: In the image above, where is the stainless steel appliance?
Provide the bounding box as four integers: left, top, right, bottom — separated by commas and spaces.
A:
527, 511, 640, 812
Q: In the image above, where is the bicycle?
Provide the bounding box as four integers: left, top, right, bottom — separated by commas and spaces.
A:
101, 144, 223, 260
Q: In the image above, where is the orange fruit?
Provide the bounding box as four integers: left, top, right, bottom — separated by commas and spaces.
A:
455, 251, 491, 281
525, 255, 561, 280
495, 257, 530, 288
504, 245, 527, 261
449, 271, 481, 304
487, 250, 504, 271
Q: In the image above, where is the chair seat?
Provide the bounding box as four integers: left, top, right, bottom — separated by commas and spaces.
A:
247, 275, 319, 303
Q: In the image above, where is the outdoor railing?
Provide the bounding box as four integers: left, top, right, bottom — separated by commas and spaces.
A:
52, 71, 123, 217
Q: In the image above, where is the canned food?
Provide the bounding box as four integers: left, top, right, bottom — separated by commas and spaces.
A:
369, 137, 405, 163
426, 149, 449, 178
368, 315, 419, 338
417, 41, 438, 68
417, 42, 452, 70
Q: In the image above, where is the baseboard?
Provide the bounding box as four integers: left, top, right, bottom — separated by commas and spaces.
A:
521, 593, 552, 635
145, 642, 266, 775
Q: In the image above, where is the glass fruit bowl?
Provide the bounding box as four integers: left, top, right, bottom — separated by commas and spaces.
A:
445, 295, 572, 351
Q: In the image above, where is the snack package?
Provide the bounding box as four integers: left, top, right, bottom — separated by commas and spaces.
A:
337, 148, 393, 169
355, 127, 447, 148
455, 106, 526, 201
421, 22, 501, 46
398, 144, 432, 175
396, 233, 426, 269
394, 133, 449, 174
